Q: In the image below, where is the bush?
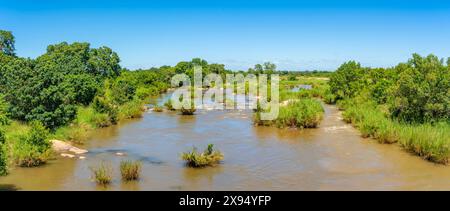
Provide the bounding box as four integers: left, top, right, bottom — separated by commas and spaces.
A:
164, 99, 175, 111
254, 99, 324, 128
92, 96, 118, 125
90, 163, 113, 185
323, 93, 337, 104
110, 80, 136, 105
329, 61, 366, 100
181, 144, 224, 167
120, 160, 142, 181
389, 54, 450, 123
117, 99, 144, 120
12, 121, 51, 167
153, 105, 164, 112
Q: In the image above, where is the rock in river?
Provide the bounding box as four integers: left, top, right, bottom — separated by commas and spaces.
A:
50, 140, 88, 154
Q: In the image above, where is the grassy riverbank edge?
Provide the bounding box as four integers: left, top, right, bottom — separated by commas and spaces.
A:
338, 98, 450, 164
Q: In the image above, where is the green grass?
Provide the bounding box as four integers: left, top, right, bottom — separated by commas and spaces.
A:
90, 163, 113, 186
76, 106, 113, 128
120, 160, 142, 181
181, 144, 224, 167
52, 123, 92, 144
118, 99, 145, 120
341, 98, 450, 164
398, 123, 449, 164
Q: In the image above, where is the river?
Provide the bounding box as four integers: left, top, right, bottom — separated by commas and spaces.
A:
1, 93, 450, 191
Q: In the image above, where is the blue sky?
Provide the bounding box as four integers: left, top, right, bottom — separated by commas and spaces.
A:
1, 0, 450, 70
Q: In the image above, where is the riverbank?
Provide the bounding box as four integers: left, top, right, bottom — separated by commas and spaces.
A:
338, 98, 450, 164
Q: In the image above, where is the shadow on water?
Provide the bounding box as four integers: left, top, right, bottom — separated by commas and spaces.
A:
0, 184, 20, 191
88, 148, 165, 165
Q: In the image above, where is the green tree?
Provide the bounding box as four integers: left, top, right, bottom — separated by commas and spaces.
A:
0, 30, 15, 56
61, 74, 99, 106
88, 46, 121, 77
390, 54, 450, 122
263, 62, 277, 74
1, 41, 121, 129
329, 61, 366, 100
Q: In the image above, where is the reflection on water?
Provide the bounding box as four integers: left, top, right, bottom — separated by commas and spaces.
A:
1, 94, 450, 190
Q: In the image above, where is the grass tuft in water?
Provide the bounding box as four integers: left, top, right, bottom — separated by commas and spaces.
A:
181, 144, 224, 167
90, 163, 113, 186
153, 105, 164, 112
120, 160, 142, 181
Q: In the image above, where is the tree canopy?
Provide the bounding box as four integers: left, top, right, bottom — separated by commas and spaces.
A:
0, 30, 15, 56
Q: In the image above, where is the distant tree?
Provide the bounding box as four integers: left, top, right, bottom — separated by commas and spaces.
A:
254, 64, 263, 74
209, 63, 225, 74
329, 61, 366, 100
0, 30, 15, 56
175, 61, 192, 74
263, 62, 277, 74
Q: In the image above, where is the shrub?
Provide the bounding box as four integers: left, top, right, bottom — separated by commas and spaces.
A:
254, 99, 324, 128
90, 163, 113, 185
153, 105, 164, 112
329, 61, 366, 100
118, 99, 144, 120
164, 99, 175, 111
181, 144, 224, 167
12, 121, 51, 167
120, 160, 142, 181
110, 80, 136, 105
389, 54, 450, 123
92, 96, 118, 125
323, 93, 337, 104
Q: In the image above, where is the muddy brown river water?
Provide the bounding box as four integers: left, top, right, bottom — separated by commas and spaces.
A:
1, 94, 450, 191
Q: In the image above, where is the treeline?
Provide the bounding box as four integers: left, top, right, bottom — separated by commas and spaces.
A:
329, 54, 449, 163
279, 70, 333, 78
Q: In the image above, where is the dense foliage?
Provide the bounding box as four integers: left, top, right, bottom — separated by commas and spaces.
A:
0, 30, 15, 56
329, 54, 450, 163
330, 54, 450, 124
